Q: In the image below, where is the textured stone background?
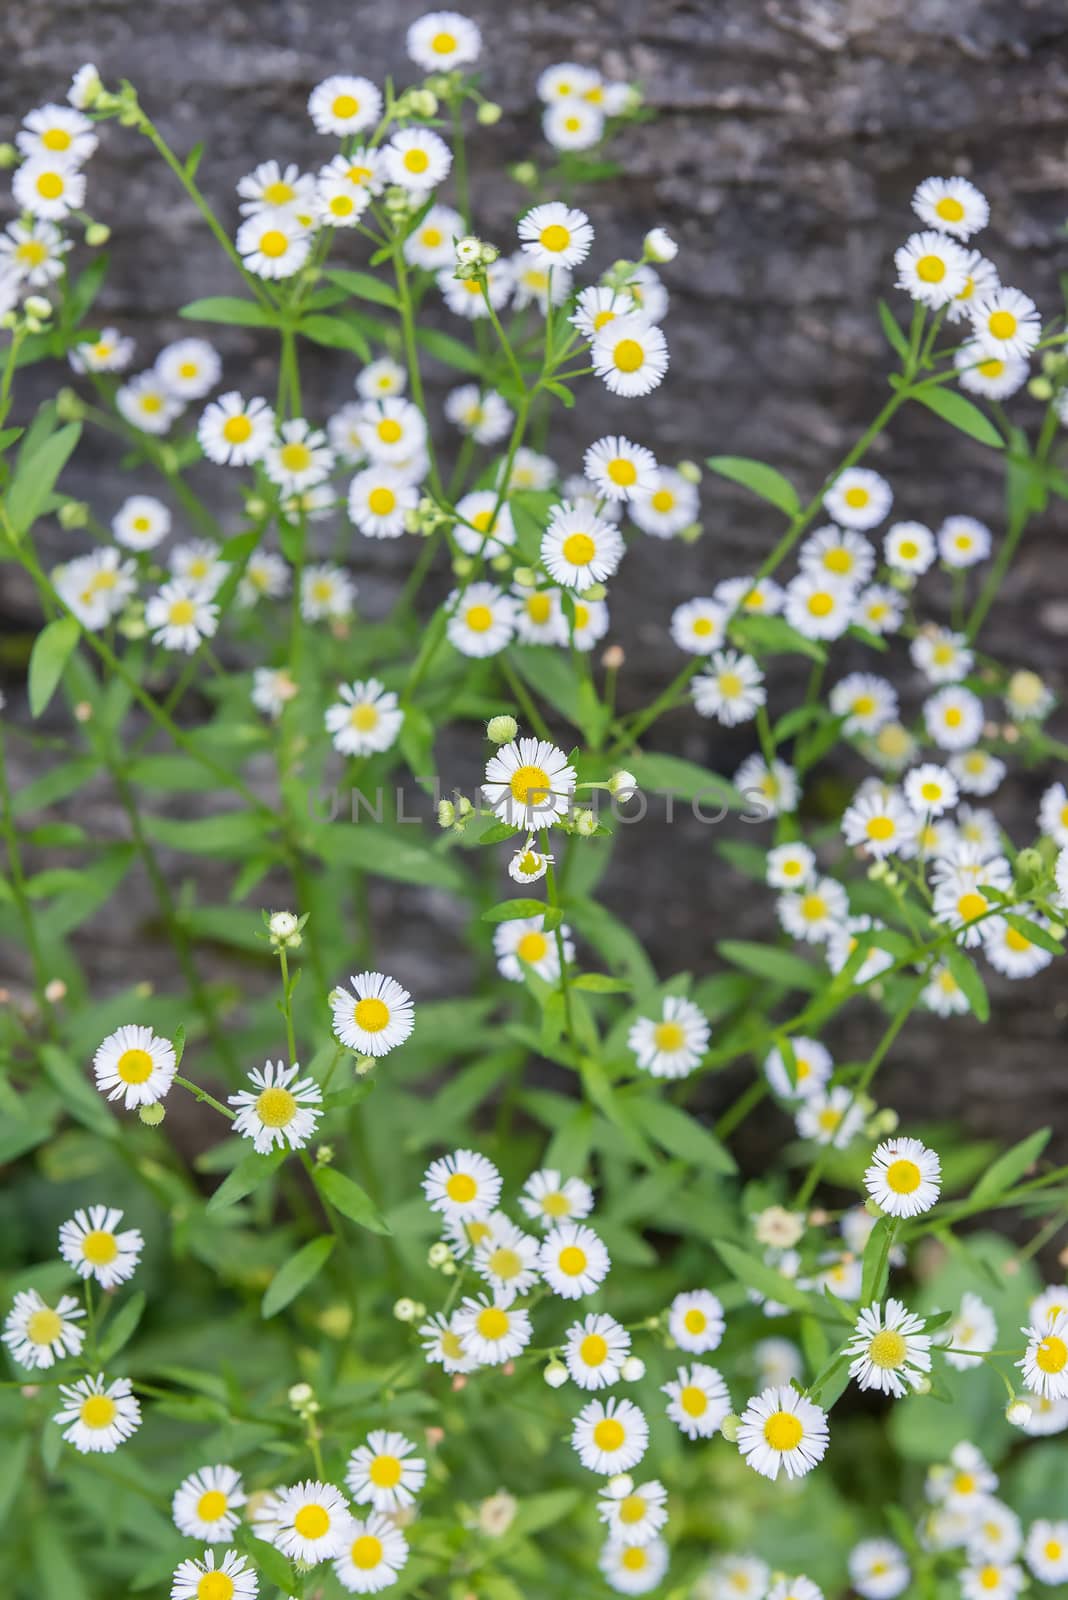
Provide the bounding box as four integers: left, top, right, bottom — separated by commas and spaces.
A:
3, 0, 1068, 1152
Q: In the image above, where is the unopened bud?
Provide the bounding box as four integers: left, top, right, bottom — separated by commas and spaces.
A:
268, 910, 299, 939
606, 1474, 633, 1499
437, 799, 456, 828
620, 1356, 645, 1382
487, 714, 518, 744
393, 1297, 419, 1323
679, 521, 703, 544
677, 459, 702, 484
643, 227, 677, 264
43, 979, 67, 1003
477, 101, 502, 125
288, 1382, 314, 1407
720, 1413, 741, 1443
428, 1242, 452, 1268
573, 808, 597, 837
355, 1055, 375, 1077
0, 143, 17, 170
138, 1103, 165, 1126
602, 644, 625, 671
1007, 1399, 1032, 1426
456, 236, 483, 265
543, 1361, 568, 1388
24, 295, 53, 320
511, 161, 538, 187
58, 500, 89, 530
608, 770, 637, 800
85, 221, 111, 247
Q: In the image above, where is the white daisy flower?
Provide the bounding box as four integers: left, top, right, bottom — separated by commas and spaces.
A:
155, 337, 221, 401
566, 591, 610, 651
351, 358, 406, 403
1025, 1520, 1068, 1585
767, 1579, 823, 1600
598, 1479, 667, 1547
346, 1430, 426, 1513
796, 1088, 866, 1150
402, 203, 463, 271
510, 582, 561, 645
540, 501, 624, 591
565, 1313, 631, 1390
53, 1373, 140, 1453
58, 1205, 143, 1289
829, 672, 898, 737
517, 201, 594, 271
328, 402, 368, 462
736, 753, 800, 818
628, 472, 699, 543
894, 230, 970, 308
452, 491, 516, 556
849, 1538, 910, 1599
446, 582, 517, 658
453, 1295, 532, 1365
970, 287, 1042, 359
627, 995, 709, 1080
670, 597, 726, 654
251, 667, 297, 719
117, 371, 184, 435
407, 10, 481, 69
668, 1289, 725, 1355
663, 1362, 730, 1439
864, 1136, 942, 1217
700, 1554, 771, 1600
939, 1291, 998, 1372
812, 1253, 863, 1302
70, 327, 136, 373
800, 524, 876, 586
67, 63, 102, 110
198, 392, 275, 466
13, 157, 86, 220
331, 971, 415, 1057
737, 1385, 829, 1481
1031, 1287, 1068, 1333
537, 61, 601, 101
950, 745, 1005, 797
762, 845, 814, 896
924, 685, 984, 751
599, 1536, 669, 1595
171, 1546, 257, 1600
172, 1465, 247, 1544
269, 1480, 350, 1565
939, 515, 992, 569
884, 520, 936, 575
583, 435, 658, 503
764, 1036, 832, 1101
955, 340, 1030, 399
716, 575, 786, 618
315, 153, 381, 227
854, 583, 905, 636
54, 547, 137, 630
1018, 1310, 1068, 1401
325, 679, 403, 758
969, 1502, 1023, 1564
3, 1289, 84, 1369
473, 1218, 542, 1304
960, 1564, 1025, 1600
846, 1298, 932, 1398
112, 494, 170, 552
237, 158, 316, 218
507, 842, 552, 886
444, 383, 513, 444
570, 284, 632, 343
307, 75, 383, 136
543, 99, 605, 150
510, 253, 574, 314
17, 102, 97, 164
904, 763, 959, 817
358, 397, 427, 466
385, 127, 452, 191
0, 218, 70, 287
483, 737, 577, 831
1006, 669, 1054, 723
783, 572, 857, 640
692, 650, 765, 726
170, 539, 228, 596
911, 627, 974, 684
502, 444, 557, 492
264, 418, 334, 494
572, 1397, 649, 1475
238, 551, 290, 608
912, 174, 989, 238
626, 265, 670, 324
439, 257, 514, 318
419, 1310, 477, 1374
842, 786, 918, 859
423, 1149, 502, 1222
592, 316, 669, 398
333, 1512, 409, 1595
540, 1221, 611, 1299
235, 212, 310, 280
1019, 1395, 1068, 1436
823, 468, 893, 531
93, 1024, 176, 1108
826, 916, 894, 986
145, 580, 218, 653
519, 1168, 594, 1229
301, 562, 356, 621
947, 249, 1001, 324
776, 876, 848, 944
228, 1060, 322, 1155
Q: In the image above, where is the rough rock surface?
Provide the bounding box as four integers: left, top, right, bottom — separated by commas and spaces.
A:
3, 0, 1068, 1156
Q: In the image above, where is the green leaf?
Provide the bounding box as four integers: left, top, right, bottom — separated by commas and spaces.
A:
941, 943, 990, 1022
206, 1147, 286, 1212
1003, 913, 1064, 956
566, 898, 657, 994
38, 1044, 117, 1138
859, 1215, 897, 1304
914, 386, 1004, 448
639, 1098, 736, 1174
415, 325, 485, 374
313, 1166, 391, 1234
0, 1435, 29, 1530
326, 268, 400, 309
235, 1530, 299, 1593
482, 898, 549, 923
627, 751, 740, 808
7, 422, 81, 535
298, 313, 372, 360
970, 1128, 1050, 1204
716, 939, 822, 991
308, 822, 464, 892
877, 298, 910, 361
706, 455, 801, 516
179, 295, 278, 327
571, 972, 631, 993
28, 616, 80, 717
97, 1290, 146, 1362
542, 379, 575, 408
142, 810, 268, 855
261, 1235, 335, 1318
712, 1239, 816, 1313
732, 613, 827, 664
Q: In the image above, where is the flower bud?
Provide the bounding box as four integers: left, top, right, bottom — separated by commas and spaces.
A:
573, 808, 597, 838
478, 241, 500, 266
720, 1413, 741, 1443
1006, 1399, 1033, 1426
511, 161, 538, 187
677, 459, 702, 484
1014, 847, 1044, 893
477, 101, 502, 125
513, 566, 538, 589
288, 1382, 314, 1407
58, 500, 89, 530
138, 1103, 165, 1126
606, 1474, 633, 1499
85, 221, 111, 247
608, 770, 638, 800
487, 714, 518, 744
428, 1242, 452, 1268
643, 227, 677, 263
355, 1055, 376, 1076
620, 1356, 645, 1382
602, 644, 625, 671
679, 521, 704, 544
268, 910, 299, 939
543, 1361, 568, 1388
437, 799, 457, 828
393, 1297, 419, 1323
0, 143, 17, 169
24, 295, 53, 320
456, 235, 483, 265
579, 582, 607, 601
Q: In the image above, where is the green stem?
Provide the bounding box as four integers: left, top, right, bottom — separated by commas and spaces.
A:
174, 1073, 235, 1120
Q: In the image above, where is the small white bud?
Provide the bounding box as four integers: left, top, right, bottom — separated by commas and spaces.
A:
605, 1473, 633, 1499
1007, 1399, 1033, 1426
608, 770, 638, 800
543, 1361, 568, 1388
620, 1356, 645, 1382
456, 235, 483, 265
487, 714, 518, 744
720, 1413, 741, 1443
643, 227, 678, 263
268, 910, 299, 939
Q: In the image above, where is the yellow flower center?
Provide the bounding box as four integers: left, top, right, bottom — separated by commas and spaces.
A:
1045, 1541, 1063, 1561
446, 1172, 477, 1203
16, 240, 48, 266
422, 226, 443, 247
853, 695, 876, 716
763, 1411, 803, 1451
42, 127, 73, 151
526, 593, 552, 624
347, 163, 373, 185
606, 457, 637, 486
916, 254, 946, 283
294, 1503, 330, 1539
440, 1328, 464, 1359
818, 1106, 843, 1133
944, 706, 963, 727
935, 195, 965, 222
197, 1575, 234, 1600
807, 591, 834, 617
117, 1047, 154, 1084
403, 148, 430, 175
476, 1307, 509, 1340
801, 894, 827, 921
26, 1308, 62, 1345
353, 996, 390, 1033
431, 29, 458, 52
654, 1020, 686, 1052
866, 815, 895, 842
375, 418, 402, 445
718, 671, 744, 698
197, 1490, 229, 1522
619, 1494, 646, 1525
684, 1308, 707, 1334
349, 703, 379, 732
692, 616, 714, 636
262, 180, 295, 205
256, 1086, 298, 1127
369, 1454, 402, 1487
140, 393, 163, 413
36, 172, 65, 199
488, 1246, 522, 1281
351, 1534, 384, 1569
920, 781, 942, 802
82, 1229, 118, 1265
650, 489, 675, 512
580, 1333, 608, 1365
562, 532, 596, 566
465, 604, 493, 632
332, 94, 359, 118
622, 1548, 648, 1572
1004, 927, 1032, 953
222, 415, 253, 444
168, 599, 197, 627
539, 223, 571, 253
1037, 1334, 1068, 1374
280, 442, 312, 472
509, 763, 551, 806
258, 230, 289, 259
868, 1328, 907, 1368
80, 1394, 117, 1429
978, 1569, 1000, 1591
988, 310, 1017, 340
541, 1190, 570, 1216
885, 1158, 922, 1194
824, 546, 853, 574
680, 1384, 708, 1417
330, 194, 356, 216
843, 485, 870, 508
363, 486, 396, 518
612, 338, 645, 373
593, 1418, 625, 1452
957, 891, 987, 923
558, 1245, 588, 1276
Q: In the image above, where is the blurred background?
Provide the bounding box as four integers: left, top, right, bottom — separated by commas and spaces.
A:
3, 0, 1068, 1159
